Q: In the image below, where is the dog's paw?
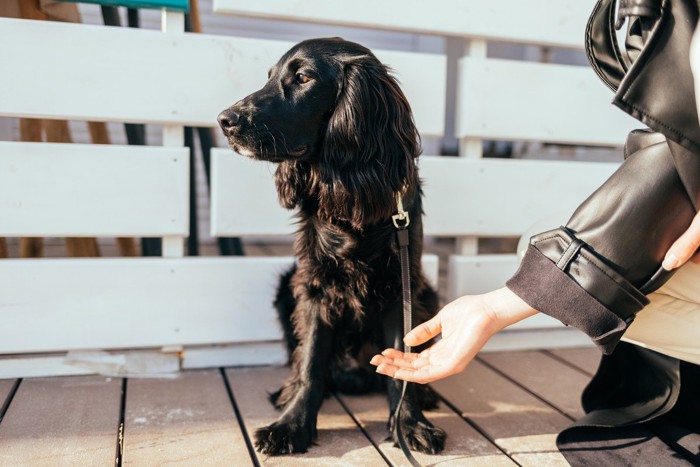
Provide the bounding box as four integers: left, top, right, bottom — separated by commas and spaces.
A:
394, 418, 447, 455
254, 420, 316, 455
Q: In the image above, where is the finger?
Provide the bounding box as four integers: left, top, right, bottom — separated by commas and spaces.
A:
375, 362, 451, 384
370, 354, 390, 366
381, 349, 422, 360
663, 214, 700, 270
370, 353, 430, 372
404, 315, 442, 346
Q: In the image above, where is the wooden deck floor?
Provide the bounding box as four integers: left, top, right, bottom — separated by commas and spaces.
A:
0, 347, 599, 466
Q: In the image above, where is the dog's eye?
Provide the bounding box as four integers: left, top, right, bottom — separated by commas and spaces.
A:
295, 72, 311, 85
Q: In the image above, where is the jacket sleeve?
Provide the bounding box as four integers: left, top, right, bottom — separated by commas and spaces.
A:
506, 0, 700, 354
507, 130, 697, 354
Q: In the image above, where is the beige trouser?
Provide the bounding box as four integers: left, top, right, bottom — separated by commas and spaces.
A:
623, 261, 700, 365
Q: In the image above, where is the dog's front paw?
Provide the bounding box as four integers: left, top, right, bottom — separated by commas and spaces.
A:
254, 420, 316, 455
394, 418, 447, 455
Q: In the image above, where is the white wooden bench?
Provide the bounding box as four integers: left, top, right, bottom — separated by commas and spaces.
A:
0, 13, 442, 376
0, 1, 642, 376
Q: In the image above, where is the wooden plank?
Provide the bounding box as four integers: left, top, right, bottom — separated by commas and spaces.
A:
338, 392, 516, 466
211, 158, 470, 236
432, 360, 571, 466
0, 257, 292, 354
122, 370, 252, 466
0, 376, 121, 466
226, 366, 386, 465
213, 152, 610, 238
212, 155, 617, 238
421, 156, 618, 236
457, 58, 639, 145
213, 0, 592, 49
0, 254, 436, 358
479, 351, 591, 419
546, 347, 601, 376
0, 18, 445, 136
0, 142, 188, 237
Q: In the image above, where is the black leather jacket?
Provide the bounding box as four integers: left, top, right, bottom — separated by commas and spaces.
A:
507, 0, 700, 355
505, 1, 700, 462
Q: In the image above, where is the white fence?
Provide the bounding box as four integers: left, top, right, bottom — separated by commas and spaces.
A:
0, 1, 638, 377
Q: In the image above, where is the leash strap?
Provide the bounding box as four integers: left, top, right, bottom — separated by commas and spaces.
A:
393, 192, 421, 467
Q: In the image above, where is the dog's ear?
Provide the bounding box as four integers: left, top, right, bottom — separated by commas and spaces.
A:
315, 54, 421, 228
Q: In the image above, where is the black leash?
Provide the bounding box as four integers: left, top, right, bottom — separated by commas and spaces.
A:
392, 194, 422, 467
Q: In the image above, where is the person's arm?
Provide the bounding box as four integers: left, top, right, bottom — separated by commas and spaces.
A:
506, 130, 698, 355
372, 197, 700, 384
371, 287, 537, 384
371, 211, 700, 384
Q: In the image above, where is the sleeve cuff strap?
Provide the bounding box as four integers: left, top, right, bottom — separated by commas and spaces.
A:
507, 230, 649, 354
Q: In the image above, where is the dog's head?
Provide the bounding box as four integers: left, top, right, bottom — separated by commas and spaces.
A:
218, 37, 420, 228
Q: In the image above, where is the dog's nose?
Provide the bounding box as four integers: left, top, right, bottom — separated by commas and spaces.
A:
217, 110, 240, 135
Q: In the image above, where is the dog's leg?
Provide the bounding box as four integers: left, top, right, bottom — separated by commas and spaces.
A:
269, 265, 298, 408
255, 307, 334, 455
382, 302, 446, 454
273, 265, 299, 361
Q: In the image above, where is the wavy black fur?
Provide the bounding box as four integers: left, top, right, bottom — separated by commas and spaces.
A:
218, 37, 445, 456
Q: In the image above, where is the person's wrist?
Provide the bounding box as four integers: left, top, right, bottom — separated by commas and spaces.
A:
481, 287, 538, 331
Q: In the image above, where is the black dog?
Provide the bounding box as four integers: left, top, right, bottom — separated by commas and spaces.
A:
218, 37, 446, 456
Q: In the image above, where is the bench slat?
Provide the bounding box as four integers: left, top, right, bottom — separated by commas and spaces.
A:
0, 18, 445, 136
421, 156, 618, 236
0, 255, 437, 354
0, 257, 289, 353
212, 151, 618, 237
457, 57, 639, 145
0, 142, 188, 237
213, 0, 592, 49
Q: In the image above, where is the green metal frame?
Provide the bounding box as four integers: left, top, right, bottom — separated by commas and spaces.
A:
56, 0, 189, 12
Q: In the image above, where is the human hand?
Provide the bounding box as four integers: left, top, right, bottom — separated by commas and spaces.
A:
369, 287, 537, 384
662, 210, 700, 270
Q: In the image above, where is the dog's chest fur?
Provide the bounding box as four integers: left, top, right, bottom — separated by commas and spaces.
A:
290, 215, 402, 322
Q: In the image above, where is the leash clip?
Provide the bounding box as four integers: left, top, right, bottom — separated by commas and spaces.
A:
392, 192, 410, 229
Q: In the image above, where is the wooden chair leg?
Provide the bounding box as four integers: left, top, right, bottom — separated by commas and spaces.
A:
20, 238, 44, 258
117, 238, 139, 257
18, 0, 47, 20
0, 238, 8, 258
87, 121, 110, 144
65, 238, 100, 257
